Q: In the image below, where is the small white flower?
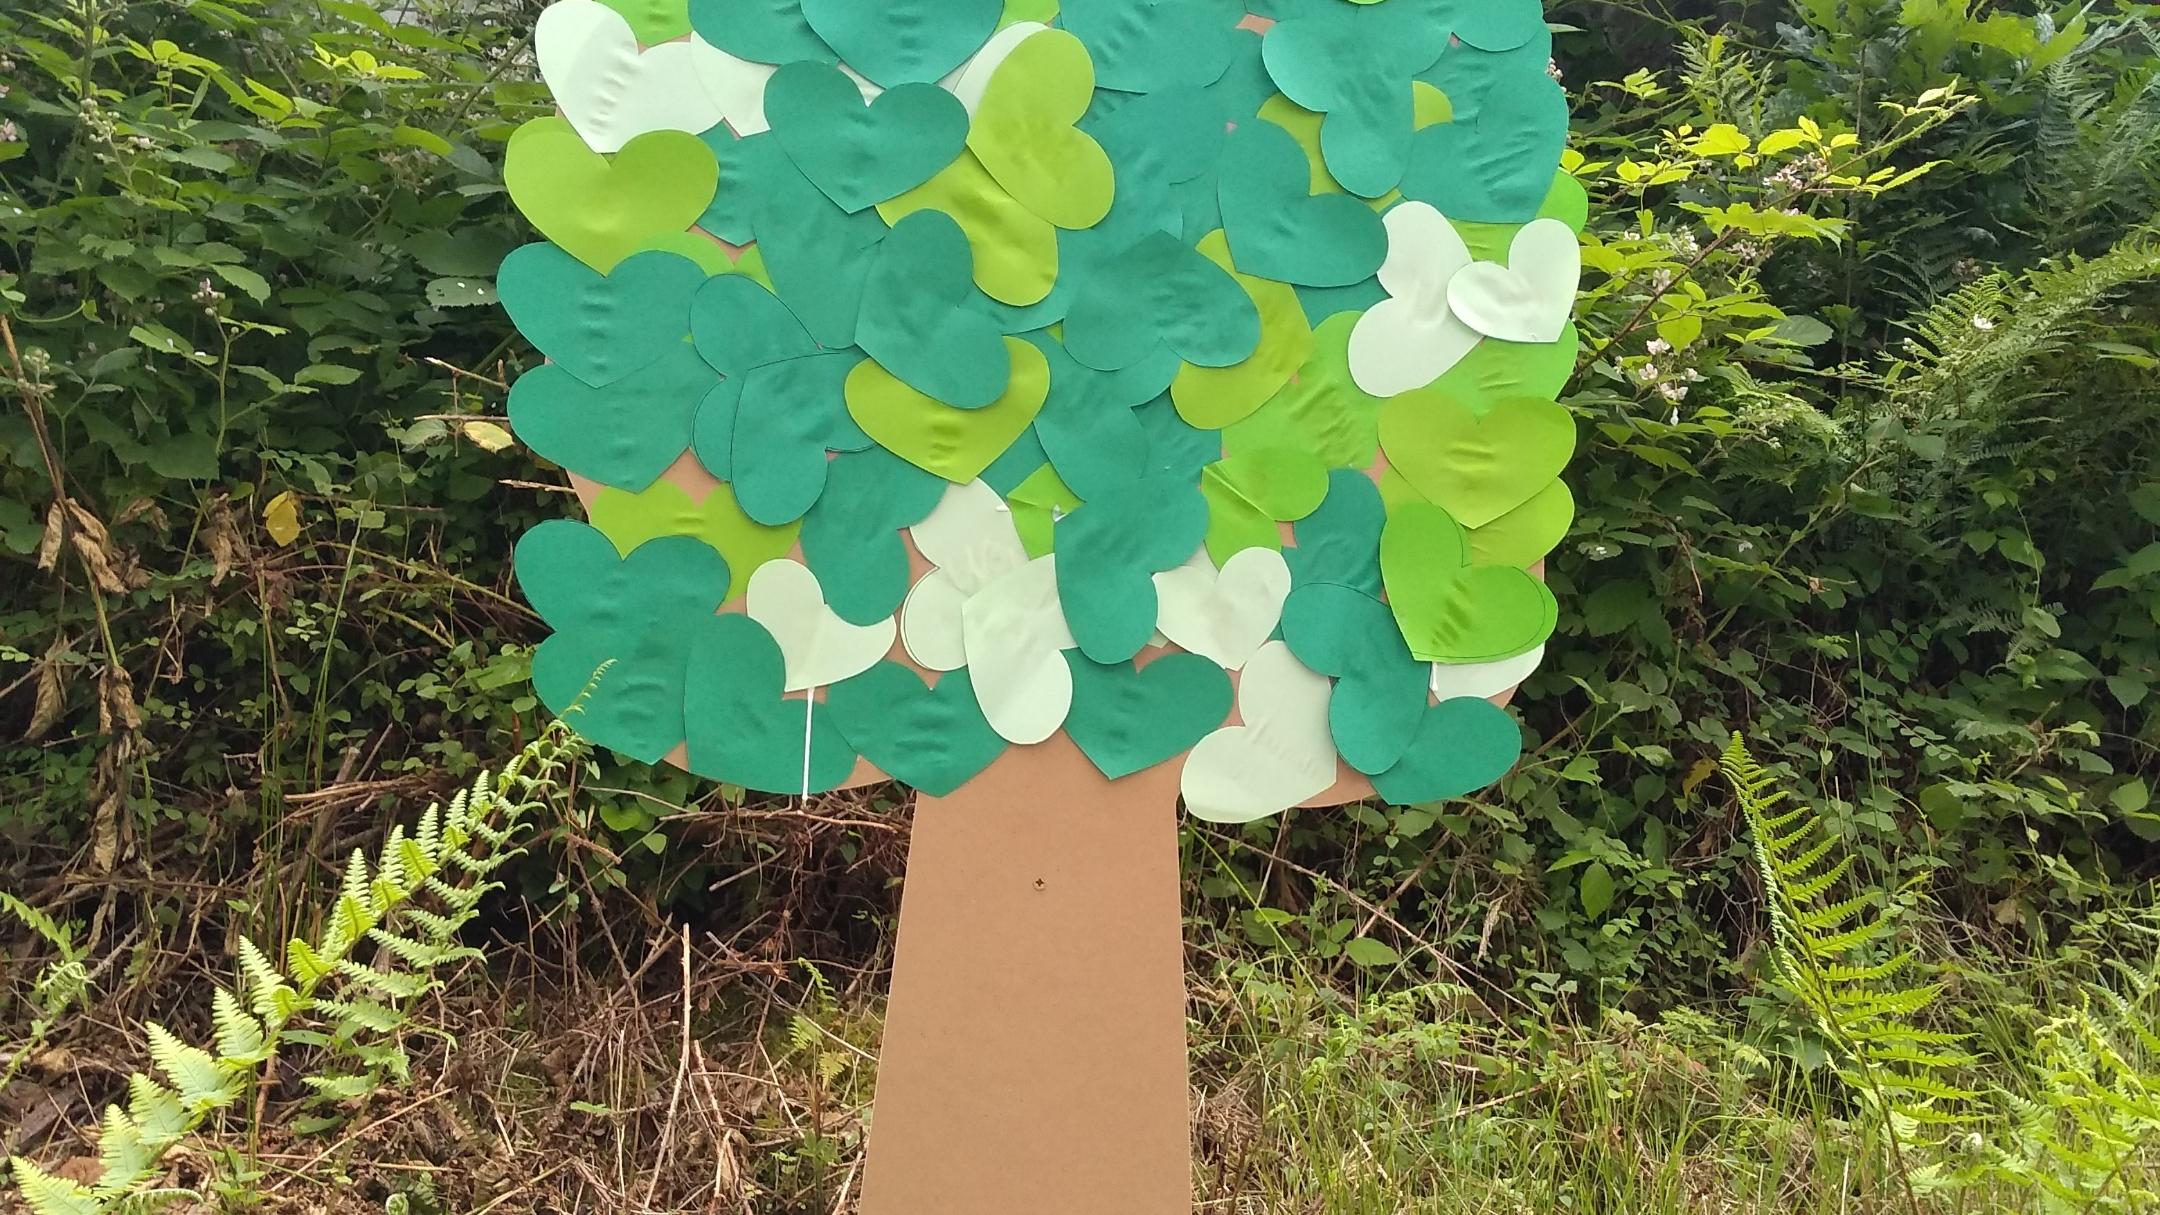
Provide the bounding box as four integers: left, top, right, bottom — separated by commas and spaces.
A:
1972, 315, 1996, 331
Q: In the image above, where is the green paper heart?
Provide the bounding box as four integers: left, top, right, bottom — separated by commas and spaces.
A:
1060, 0, 1241, 92
845, 337, 1048, 482
1063, 230, 1260, 372
1259, 7, 1451, 198
1378, 391, 1576, 528
497, 243, 703, 388
728, 352, 863, 525
683, 615, 860, 794
1199, 446, 1329, 563
1286, 469, 1385, 596
857, 212, 1012, 408
504, 118, 717, 274
516, 522, 731, 764
1278, 581, 1427, 776
1469, 479, 1574, 568
765, 62, 968, 212
1380, 501, 1556, 664
1218, 121, 1387, 287
968, 29, 1114, 230
801, 449, 948, 625
596, 0, 691, 44
1224, 312, 1385, 469
689, 274, 817, 377
1370, 696, 1524, 805
508, 343, 715, 491
826, 664, 1006, 796
1030, 333, 1176, 500
587, 479, 799, 603
752, 155, 889, 348
1170, 231, 1314, 430
1434, 323, 1579, 417
687, 0, 834, 64
880, 151, 1062, 308
1056, 474, 1210, 664
1064, 653, 1234, 781
1399, 73, 1570, 224
800, 0, 1001, 86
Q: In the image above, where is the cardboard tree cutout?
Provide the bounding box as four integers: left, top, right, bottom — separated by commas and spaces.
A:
501, 1, 1577, 1209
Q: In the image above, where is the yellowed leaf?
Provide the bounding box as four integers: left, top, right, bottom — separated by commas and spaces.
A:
459, 420, 516, 452
263, 490, 302, 546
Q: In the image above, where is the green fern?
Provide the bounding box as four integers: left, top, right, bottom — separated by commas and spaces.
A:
1, 891, 91, 1095
5, 723, 585, 1215
1721, 733, 1979, 1201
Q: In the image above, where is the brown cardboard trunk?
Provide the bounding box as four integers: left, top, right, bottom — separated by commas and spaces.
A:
858, 734, 1193, 1215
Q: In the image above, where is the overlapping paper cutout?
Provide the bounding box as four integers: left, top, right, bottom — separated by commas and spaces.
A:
507, 0, 1577, 814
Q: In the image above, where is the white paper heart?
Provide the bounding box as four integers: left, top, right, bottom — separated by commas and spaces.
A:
746, 560, 897, 692
1153, 547, 1292, 671
1181, 641, 1339, 824
536, 0, 726, 154
944, 21, 1047, 115
1431, 643, 1546, 702
1348, 202, 1481, 397
899, 568, 971, 671
961, 555, 1077, 745
1445, 218, 1581, 345
687, 44, 881, 138
912, 479, 1030, 591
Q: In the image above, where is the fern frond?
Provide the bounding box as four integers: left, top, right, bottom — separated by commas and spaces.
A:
7, 1157, 99, 1215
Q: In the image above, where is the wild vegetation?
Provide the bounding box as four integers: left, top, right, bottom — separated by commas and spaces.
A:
1, 0, 2155, 1211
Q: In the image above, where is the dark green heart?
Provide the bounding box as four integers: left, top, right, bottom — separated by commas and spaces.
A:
516, 522, 731, 765
498, 243, 703, 388
799, 0, 1001, 87
1371, 697, 1524, 806
1279, 582, 1428, 776
508, 343, 714, 491
683, 615, 860, 794
1056, 475, 1211, 664
765, 61, 968, 212
827, 664, 1006, 796
1064, 654, 1234, 781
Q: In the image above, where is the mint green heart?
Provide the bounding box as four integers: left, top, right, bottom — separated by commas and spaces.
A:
682, 615, 860, 794
764, 62, 968, 212
1380, 502, 1556, 665
1064, 654, 1233, 781
826, 664, 1006, 796
1378, 391, 1575, 529
504, 118, 717, 274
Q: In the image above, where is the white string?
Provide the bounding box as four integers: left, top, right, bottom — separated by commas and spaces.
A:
799, 686, 817, 799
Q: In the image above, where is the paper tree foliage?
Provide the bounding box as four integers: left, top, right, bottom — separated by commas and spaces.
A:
502, 0, 1582, 822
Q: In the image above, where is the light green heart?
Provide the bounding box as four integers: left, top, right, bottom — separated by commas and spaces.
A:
1378, 391, 1575, 528
504, 118, 717, 273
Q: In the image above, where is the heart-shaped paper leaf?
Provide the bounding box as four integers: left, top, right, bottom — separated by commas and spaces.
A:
1182, 640, 1339, 824
1400, 74, 1570, 224
880, 152, 1062, 308
1064, 230, 1260, 372
1379, 502, 1557, 664
845, 337, 1049, 482
1153, 547, 1293, 670
1065, 653, 1233, 780
516, 521, 731, 763
587, 479, 798, 602
1056, 475, 1210, 664
1218, 121, 1387, 287
1379, 390, 1575, 528
1199, 446, 1330, 563
1446, 219, 1581, 344
537, 0, 719, 154
504, 118, 717, 273
1279, 582, 1428, 776
765, 61, 968, 212
1370, 695, 1524, 805
967, 29, 1115, 230
498, 243, 704, 388
856, 211, 1013, 409
745, 559, 897, 690
1286, 469, 1386, 596
826, 664, 1007, 796
687, 0, 833, 65
800, 0, 1000, 86
800, 449, 948, 625
1170, 231, 1314, 430
727, 352, 863, 525
509, 342, 714, 491
683, 614, 861, 793
1061, 0, 1243, 93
